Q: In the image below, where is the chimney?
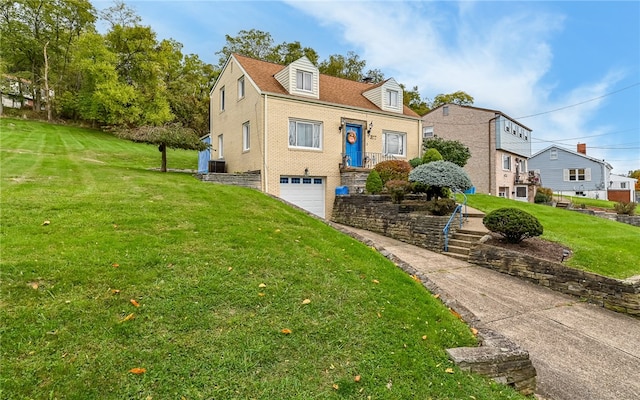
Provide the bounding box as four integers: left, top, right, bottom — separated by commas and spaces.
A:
577, 143, 586, 154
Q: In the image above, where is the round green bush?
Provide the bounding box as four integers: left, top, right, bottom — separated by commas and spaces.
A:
421, 148, 443, 164
373, 160, 412, 185
409, 157, 423, 168
482, 208, 543, 244
365, 170, 383, 194
385, 179, 411, 203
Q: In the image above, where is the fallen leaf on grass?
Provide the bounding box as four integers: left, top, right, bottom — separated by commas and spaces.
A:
422, 335, 427, 340
111, 289, 120, 295
411, 275, 420, 282
332, 384, 339, 390
372, 279, 379, 284
354, 375, 361, 382
281, 328, 292, 334
433, 294, 440, 299
302, 298, 311, 305
112, 263, 119, 268
449, 308, 462, 319
120, 313, 135, 323
471, 327, 478, 336
258, 292, 265, 297
258, 283, 267, 288
129, 367, 146, 375
130, 299, 140, 307
42, 220, 50, 226
445, 367, 454, 374
227, 267, 232, 272
28, 282, 39, 290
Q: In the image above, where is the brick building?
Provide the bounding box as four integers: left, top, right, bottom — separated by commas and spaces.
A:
422, 104, 533, 201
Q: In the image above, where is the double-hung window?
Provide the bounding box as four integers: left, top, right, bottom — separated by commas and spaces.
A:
383, 131, 406, 157
386, 89, 399, 108
242, 121, 250, 151
296, 70, 312, 91
502, 155, 511, 170
238, 76, 245, 99
289, 119, 322, 149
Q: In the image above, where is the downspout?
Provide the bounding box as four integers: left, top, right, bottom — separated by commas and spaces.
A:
488, 115, 499, 195
263, 94, 268, 193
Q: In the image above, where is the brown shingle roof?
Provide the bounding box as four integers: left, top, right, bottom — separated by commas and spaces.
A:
233, 53, 419, 118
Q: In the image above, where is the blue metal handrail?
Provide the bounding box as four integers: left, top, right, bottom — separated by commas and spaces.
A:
442, 191, 468, 252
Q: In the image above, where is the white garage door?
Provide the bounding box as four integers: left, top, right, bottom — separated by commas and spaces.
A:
279, 176, 325, 218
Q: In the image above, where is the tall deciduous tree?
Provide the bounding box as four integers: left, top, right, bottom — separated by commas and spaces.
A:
401, 84, 430, 116
629, 169, 640, 190
430, 90, 474, 109
318, 51, 367, 81
0, 0, 96, 111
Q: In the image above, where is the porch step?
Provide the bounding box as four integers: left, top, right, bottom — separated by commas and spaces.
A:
444, 229, 486, 259
556, 201, 570, 209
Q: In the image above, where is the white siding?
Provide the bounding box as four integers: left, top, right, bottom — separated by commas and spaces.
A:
363, 78, 404, 114
274, 57, 319, 99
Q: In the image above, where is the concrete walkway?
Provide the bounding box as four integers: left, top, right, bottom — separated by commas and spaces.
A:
334, 222, 640, 400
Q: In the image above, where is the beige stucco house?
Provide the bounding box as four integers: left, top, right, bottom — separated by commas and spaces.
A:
422, 104, 534, 201
208, 54, 422, 218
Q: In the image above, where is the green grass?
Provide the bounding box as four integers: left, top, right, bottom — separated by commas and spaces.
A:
459, 194, 640, 279
553, 194, 617, 210
0, 118, 526, 399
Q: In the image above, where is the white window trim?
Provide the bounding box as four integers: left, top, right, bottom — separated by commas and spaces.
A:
502, 155, 511, 171
386, 89, 399, 108
563, 168, 592, 182
288, 119, 322, 150
295, 69, 313, 92
242, 121, 250, 151
382, 130, 407, 157
237, 76, 245, 99
217, 134, 224, 159
550, 149, 558, 160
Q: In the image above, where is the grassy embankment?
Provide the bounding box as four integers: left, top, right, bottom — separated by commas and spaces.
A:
1, 118, 526, 399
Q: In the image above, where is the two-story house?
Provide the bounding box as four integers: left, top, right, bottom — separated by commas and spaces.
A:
421, 104, 533, 201
207, 54, 422, 218
529, 144, 613, 200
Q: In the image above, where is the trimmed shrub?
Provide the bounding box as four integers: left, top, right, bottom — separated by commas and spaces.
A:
385, 179, 411, 203
534, 187, 553, 204
365, 170, 383, 194
409, 157, 423, 168
426, 198, 457, 216
373, 160, 412, 185
614, 201, 636, 215
421, 148, 443, 164
408, 160, 472, 200
483, 208, 543, 244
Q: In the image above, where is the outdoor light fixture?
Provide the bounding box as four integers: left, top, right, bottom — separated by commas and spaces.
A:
339, 118, 345, 133
304, 167, 309, 177
367, 121, 373, 136
561, 249, 570, 263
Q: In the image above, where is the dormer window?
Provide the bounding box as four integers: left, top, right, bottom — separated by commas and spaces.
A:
386, 89, 399, 108
296, 70, 312, 91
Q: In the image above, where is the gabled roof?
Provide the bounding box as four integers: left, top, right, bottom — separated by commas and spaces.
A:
232, 53, 420, 118
531, 145, 613, 170
424, 103, 533, 131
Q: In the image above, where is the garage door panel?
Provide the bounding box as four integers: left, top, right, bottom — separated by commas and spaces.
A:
279, 177, 325, 218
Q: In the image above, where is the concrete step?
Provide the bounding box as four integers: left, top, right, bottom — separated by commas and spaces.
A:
452, 232, 485, 242
556, 202, 570, 209
446, 245, 470, 256
445, 252, 470, 261
448, 238, 476, 249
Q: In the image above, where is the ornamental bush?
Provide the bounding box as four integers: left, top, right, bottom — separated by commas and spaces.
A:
385, 179, 411, 203
482, 208, 544, 244
426, 198, 457, 216
409, 157, 423, 168
373, 160, 412, 185
421, 148, 443, 164
534, 187, 553, 204
408, 160, 472, 200
365, 170, 383, 194
614, 201, 636, 215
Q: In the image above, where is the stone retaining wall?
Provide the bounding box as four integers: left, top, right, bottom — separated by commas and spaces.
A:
469, 243, 640, 317
199, 171, 262, 190
569, 208, 640, 227
332, 195, 450, 253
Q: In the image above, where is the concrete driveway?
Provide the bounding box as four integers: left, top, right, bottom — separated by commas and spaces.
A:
336, 224, 640, 400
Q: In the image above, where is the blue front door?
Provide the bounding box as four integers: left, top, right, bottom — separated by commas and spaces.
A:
344, 124, 363, 167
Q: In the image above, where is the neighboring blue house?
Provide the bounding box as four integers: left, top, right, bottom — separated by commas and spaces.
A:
528, 144, 612, 200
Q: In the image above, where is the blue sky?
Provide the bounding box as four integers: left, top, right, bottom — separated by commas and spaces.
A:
94, 0, 640, 175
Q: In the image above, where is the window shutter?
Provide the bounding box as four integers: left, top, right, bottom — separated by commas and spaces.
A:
289, 121, 296, 146
585, 168, 592, 181
563, 169, 569, 181
382, 133, 387, 153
